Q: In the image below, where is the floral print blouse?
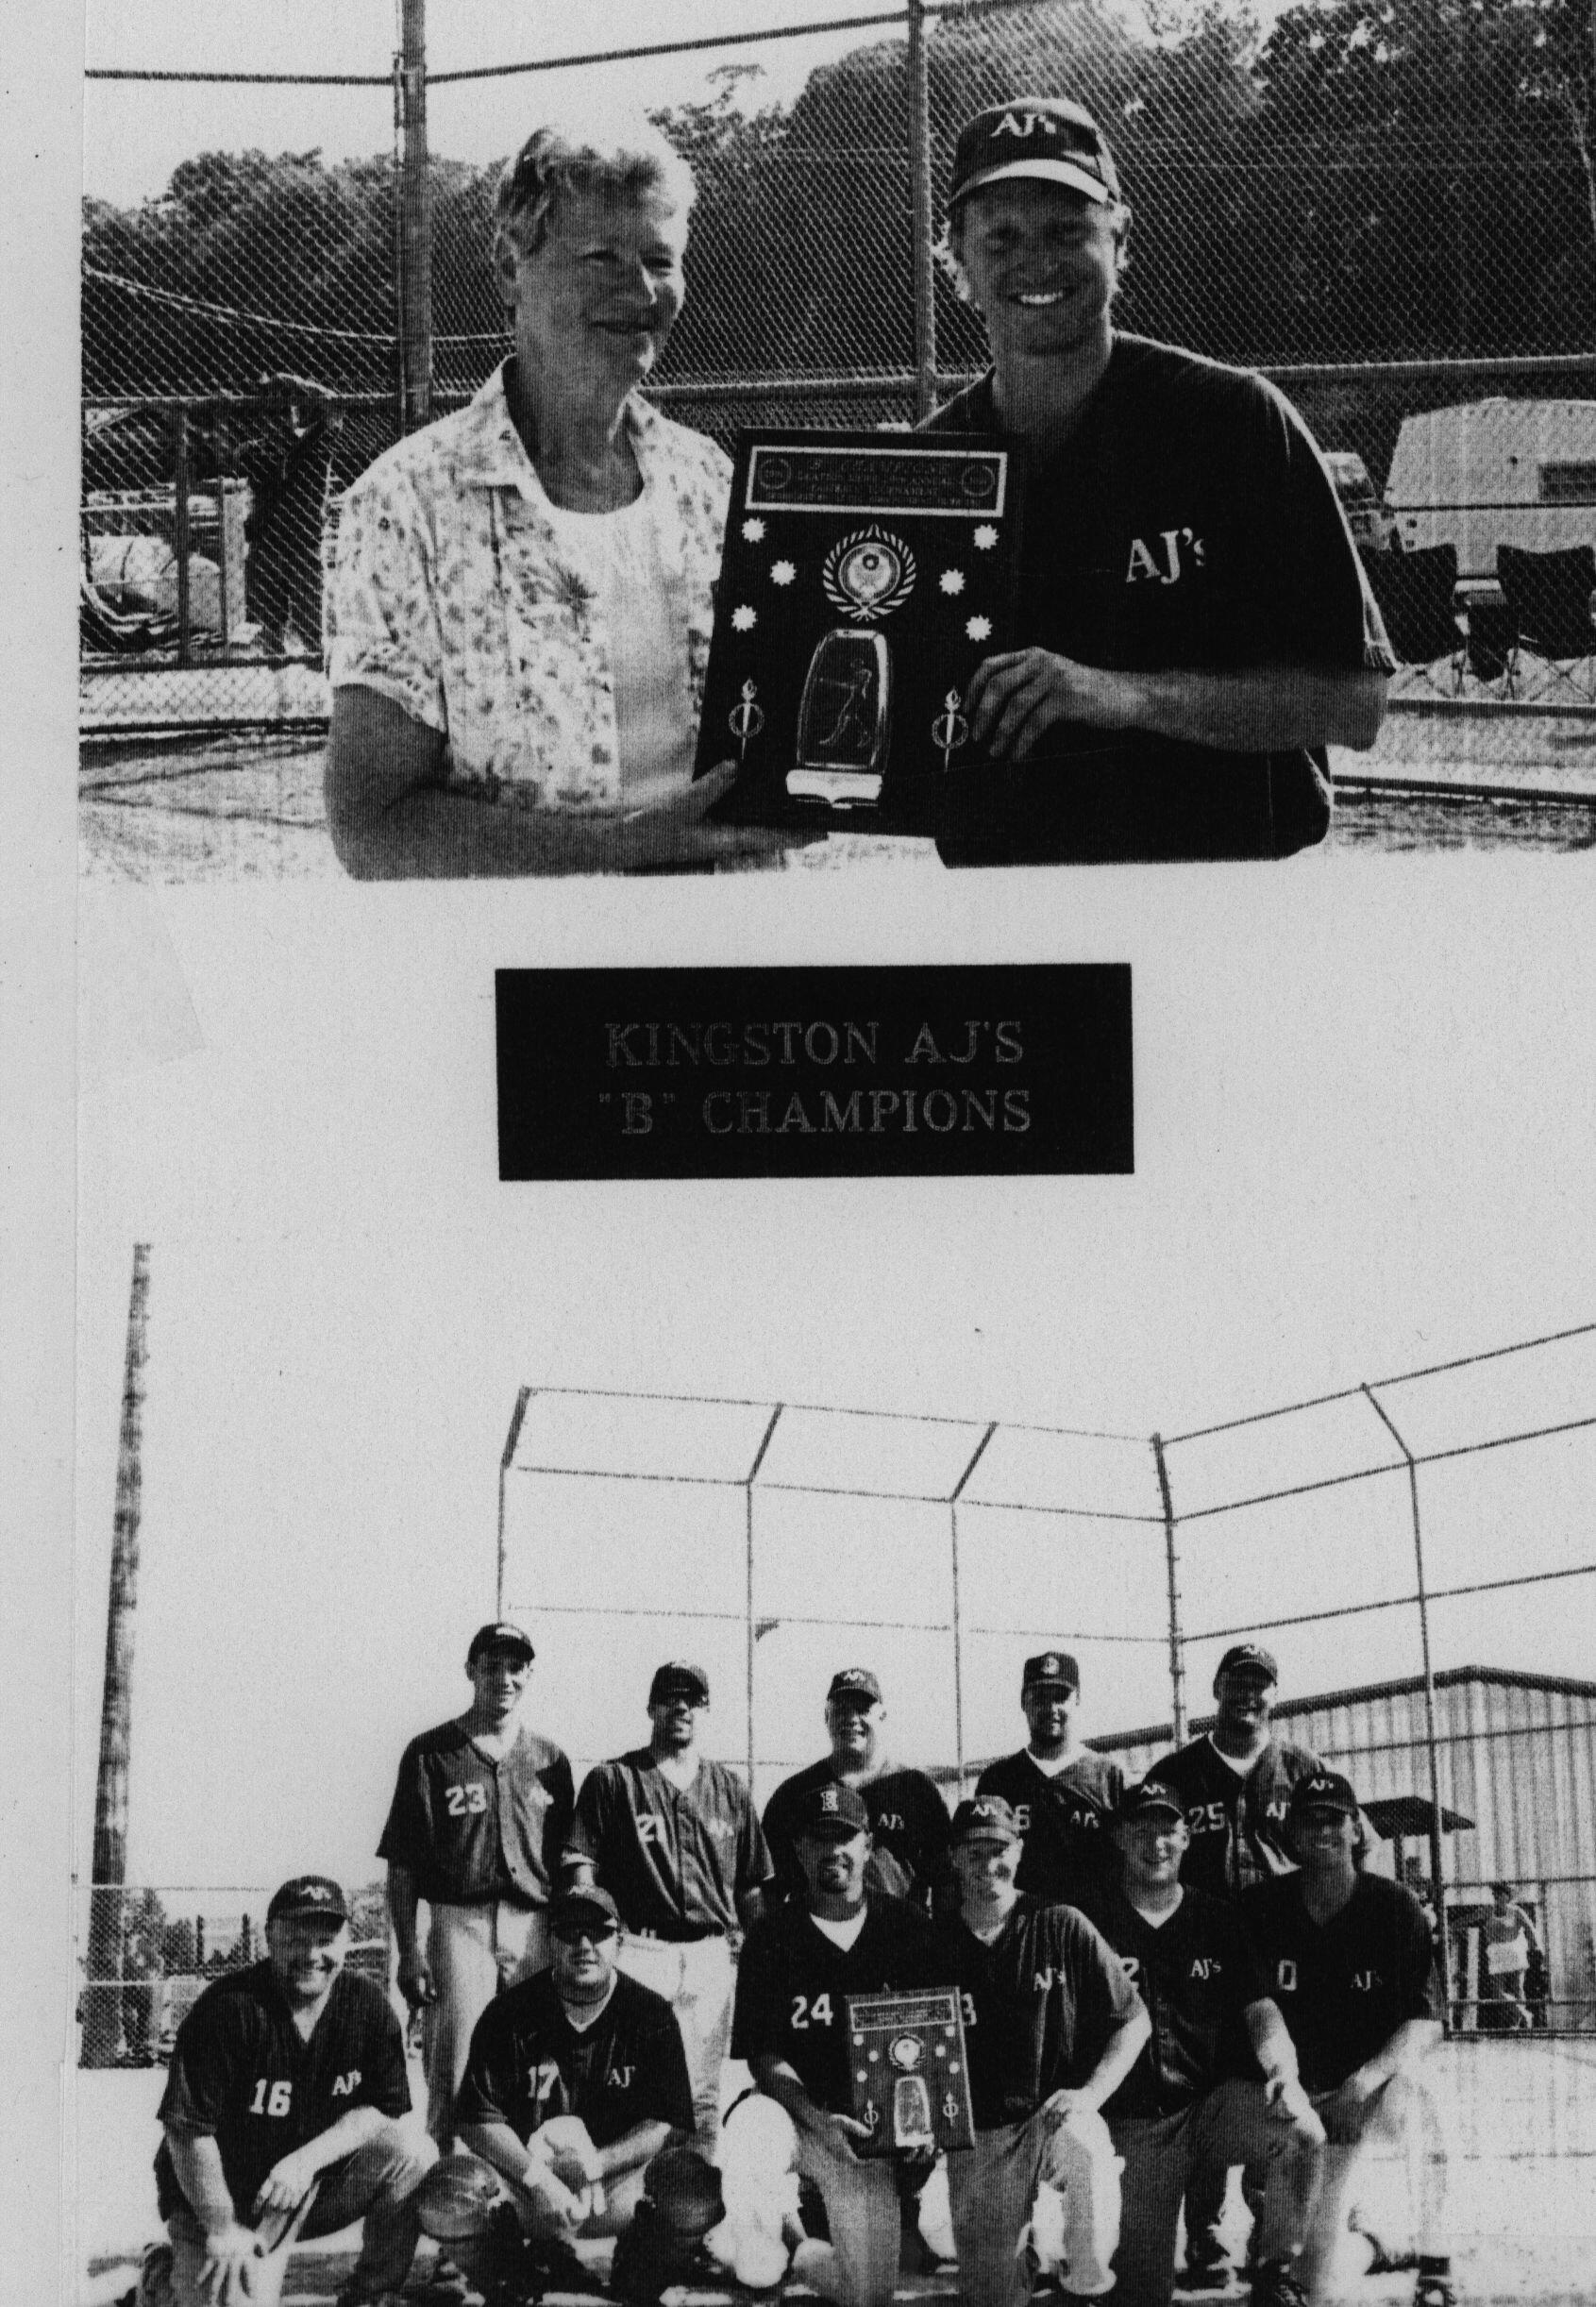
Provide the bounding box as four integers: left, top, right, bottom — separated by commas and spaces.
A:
325, 362, 731, 810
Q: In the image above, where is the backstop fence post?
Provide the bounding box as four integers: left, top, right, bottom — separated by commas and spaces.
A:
172, 406, 193, 666
745, 1405, 785, 1789
1362, 1383, 1453, 2032
1152, 1434, 1187, 1747
906, 0, 938, 422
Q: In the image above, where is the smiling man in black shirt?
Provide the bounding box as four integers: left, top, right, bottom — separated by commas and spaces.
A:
1243, 1774, 1454, 2307
1083, 1783, 1324, 2307
150, 1875, 430, 2307
728, 1780, 942, 2307
414, 1883, 694, 2299
924, 97, 1393, 867
932, 1794, 1147, 2307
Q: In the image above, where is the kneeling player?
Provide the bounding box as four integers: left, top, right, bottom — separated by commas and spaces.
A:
144, 1876, 431, 2307
419, 1885, 694, 2299
1243, 1774, 1454, 2307
726, 1781, 942, 2307
933, 1795, 1149, 2306
1083, 1784, 1325, 2307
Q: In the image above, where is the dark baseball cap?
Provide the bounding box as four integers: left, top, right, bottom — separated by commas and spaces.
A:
1288, 1771, 1361, 1823
649, 1661, 710, 1706
949, 1794, 1022, 1847
1117, 1779, 1185, 1827
1215, 1643, 1279, 1685
1023, 1650, 1080, 1693
949, 97, 1121, 214
827, 1667, 883, 1709
550, 1883, 621, 1933
793, 1780, 870, 1839
266, 1874, 349, 1925
467, 1620, 535, 1666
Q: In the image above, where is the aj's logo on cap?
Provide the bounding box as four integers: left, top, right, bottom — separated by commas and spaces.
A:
821, 1786, 840, 1811
1043, 1655, 1060, 1674
993, 109, 1062, 140
304, 1883, 331, 1901
974, 1800, 999, 1819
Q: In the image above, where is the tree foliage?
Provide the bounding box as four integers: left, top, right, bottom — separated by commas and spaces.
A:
81, 0, 1596, 406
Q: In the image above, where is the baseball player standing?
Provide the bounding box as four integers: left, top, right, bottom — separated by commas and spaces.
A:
1143, 1642, 1323, 2285
725, 1781, 943, 2307
1082, 1782, 1325, 2307
932, 1794, 1149, 2307
1243, 1774, 1454, 2307
974, 1653, 1125, 1910
564, 1661, 774, 2145
763, 1668, 952, 1912
414, 1881, 695, 2296
143, 1875, 432, 2307
378, 1623, 575, 2154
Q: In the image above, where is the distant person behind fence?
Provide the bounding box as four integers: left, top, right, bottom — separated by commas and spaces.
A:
324, 116, 796, 877
923, 97, 1396, 866
241, 373, 343, 658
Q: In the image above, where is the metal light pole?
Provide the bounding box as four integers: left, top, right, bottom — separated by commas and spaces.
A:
395, 0, 434, 432
905, 0, 938, 421
88, 1244, 151, 2064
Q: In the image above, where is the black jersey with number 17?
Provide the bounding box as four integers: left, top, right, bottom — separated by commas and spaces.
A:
731, 1893, 942, 2114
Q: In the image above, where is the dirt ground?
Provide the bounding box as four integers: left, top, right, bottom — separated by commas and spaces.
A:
77, 699, 1596, 882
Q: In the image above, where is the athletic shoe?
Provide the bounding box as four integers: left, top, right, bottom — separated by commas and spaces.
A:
1179, 2261, 1238, 2294
1412, 2278, 1457, 2307
134, 2242, 175, 2307
334, 2289, 408, 2307
426, 2259, 473, 2305
1248, 2264, 1310, 2307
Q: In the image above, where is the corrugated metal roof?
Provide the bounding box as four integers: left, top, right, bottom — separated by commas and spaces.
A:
1095, 1663, 1596, 1751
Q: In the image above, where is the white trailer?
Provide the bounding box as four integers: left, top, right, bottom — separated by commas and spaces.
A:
1386, 398, 1596, 576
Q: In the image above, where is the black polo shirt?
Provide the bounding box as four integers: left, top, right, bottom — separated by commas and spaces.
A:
1083, 1882, 1268, 2120
455, 1968, 693, 2147
932, 1894, 1140, 2130
731, 1893, 942, 2115
763, 1760, 951, 1911
974, 1749, 1125, 1908
1242, 1872, 1439, 2092
155, 1962, 410, 2222
924, 340, 1393, 865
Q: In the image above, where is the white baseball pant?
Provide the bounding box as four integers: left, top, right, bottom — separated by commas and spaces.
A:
717, 2093, 900, 2307
614, 1933, 734, 2148
947, 2104, 1122, 2307
1297, 2072, 1449, 2303
424, 1899, 551, 2147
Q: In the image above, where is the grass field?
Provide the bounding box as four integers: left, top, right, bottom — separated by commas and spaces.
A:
73, 2040, 1596, 2307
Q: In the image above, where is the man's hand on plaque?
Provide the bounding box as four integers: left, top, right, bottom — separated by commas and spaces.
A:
604, 764, 815, 870
966, 648, 1135, 759
804, 2109, 876, 2164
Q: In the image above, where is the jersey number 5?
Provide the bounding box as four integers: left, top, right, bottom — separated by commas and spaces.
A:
249, 2080, 294, 2116
789, 1992, 834, 2029
445, 1784, 490, 1817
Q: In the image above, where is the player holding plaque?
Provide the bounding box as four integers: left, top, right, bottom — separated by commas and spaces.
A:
925, 97, 1396, 866
932, 1797, 1149, 2307
727, 1782, 943, 2307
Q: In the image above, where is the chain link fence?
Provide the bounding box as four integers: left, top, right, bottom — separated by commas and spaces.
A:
77, 1880, 392, 2070
81, 1, 1596, 808
492, 1323, 1596, 2038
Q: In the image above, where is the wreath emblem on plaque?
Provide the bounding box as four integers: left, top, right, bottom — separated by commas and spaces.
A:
822, 525, 917, 622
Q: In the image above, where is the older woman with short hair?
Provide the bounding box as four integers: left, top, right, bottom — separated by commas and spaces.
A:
326, 117, 783, 875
